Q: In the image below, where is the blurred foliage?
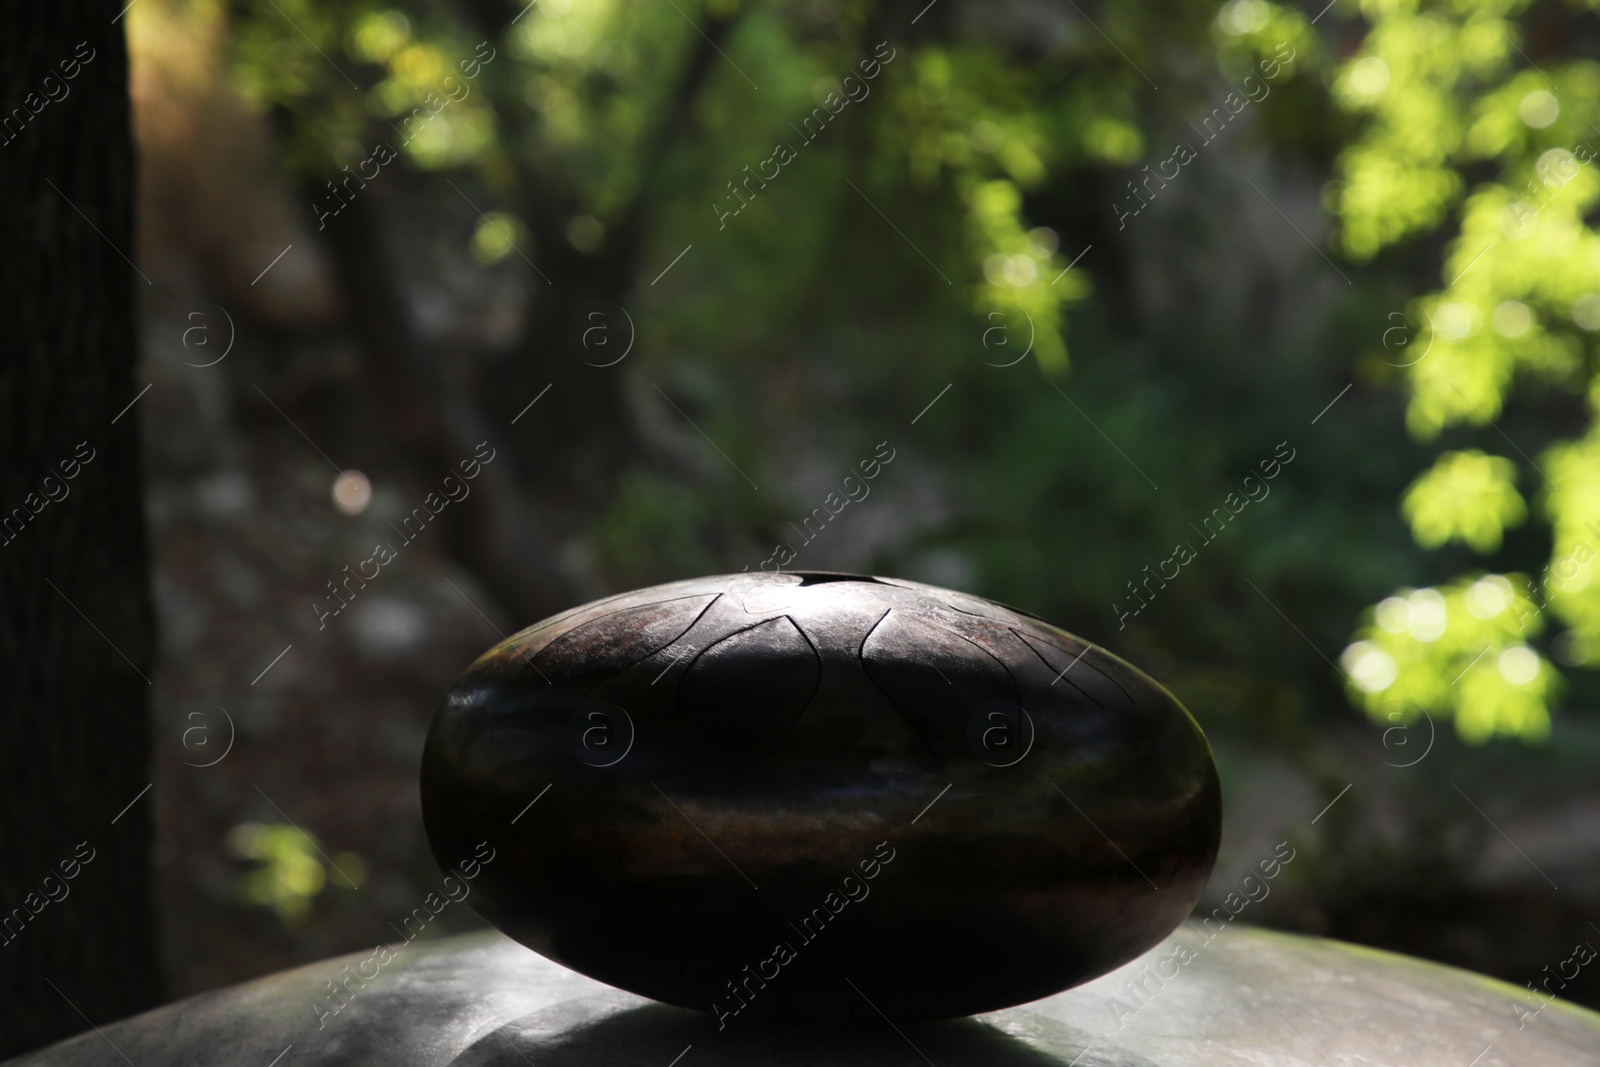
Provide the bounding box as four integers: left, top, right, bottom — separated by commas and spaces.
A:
1343, 576, 1555, 742
1402, 449, 1526, 552
1329, 0, 1600, 741
226, 822, 366, 925
184, 0, 1600, 750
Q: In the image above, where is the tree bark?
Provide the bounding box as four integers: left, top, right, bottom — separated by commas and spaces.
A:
0, 0, 163, 1056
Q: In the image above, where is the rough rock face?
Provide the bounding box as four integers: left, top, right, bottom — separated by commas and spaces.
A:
421, 571, 1221, 1021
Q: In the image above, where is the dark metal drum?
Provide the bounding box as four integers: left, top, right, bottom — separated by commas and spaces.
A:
419, 571, 1222, 1022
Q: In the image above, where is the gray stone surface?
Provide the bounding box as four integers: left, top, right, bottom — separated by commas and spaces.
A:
9, 924, 1597, 1066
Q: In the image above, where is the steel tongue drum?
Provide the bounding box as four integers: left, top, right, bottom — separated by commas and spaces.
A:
420, 571, 1221, 1025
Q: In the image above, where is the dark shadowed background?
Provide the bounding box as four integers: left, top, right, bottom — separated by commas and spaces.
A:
5, 0, 1600, 1056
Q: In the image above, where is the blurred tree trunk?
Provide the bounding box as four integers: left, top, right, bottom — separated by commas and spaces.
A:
0, 0, 163, 1056
296, 9, 746, 621
313, 186, 577, 624
492, 9, 743, 505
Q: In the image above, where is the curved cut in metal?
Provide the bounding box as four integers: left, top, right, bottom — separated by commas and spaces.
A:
421, 571, 1223, 1021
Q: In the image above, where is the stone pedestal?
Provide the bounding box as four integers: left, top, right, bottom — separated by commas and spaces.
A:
9, 924, 1596, 1065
